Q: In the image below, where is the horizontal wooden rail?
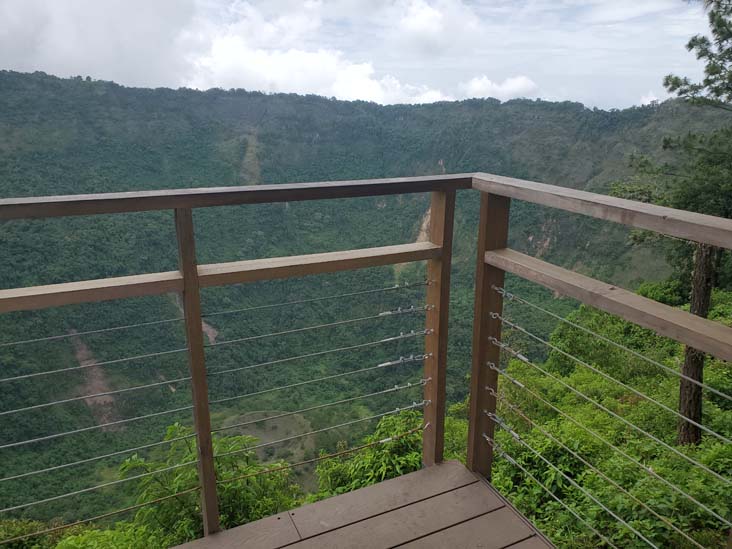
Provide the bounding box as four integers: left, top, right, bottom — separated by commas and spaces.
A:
198, 242, 440, 287
0, 174, 473, 220
485, 248, 732, 362
0, 272, 184, 314
0, 243, 440, 313
472, 173, 732, 249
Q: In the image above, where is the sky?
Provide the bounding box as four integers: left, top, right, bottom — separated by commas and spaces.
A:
0, 0, 710, 108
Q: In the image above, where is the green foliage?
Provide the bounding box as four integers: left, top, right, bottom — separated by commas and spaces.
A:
636, 279, 686, 306
55, 524, 162, 549
491, 292, 732, 547
119, 424, 300, 545
1, 69, 731, 548
0, 520, 81, 549
315, 412, 423, 496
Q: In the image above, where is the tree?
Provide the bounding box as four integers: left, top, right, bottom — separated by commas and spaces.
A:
624, 0, 732, 445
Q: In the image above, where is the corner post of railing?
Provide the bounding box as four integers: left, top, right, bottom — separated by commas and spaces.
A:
422, 189, 456, 467
467, 192, 510, 478
174, 207, 221, 535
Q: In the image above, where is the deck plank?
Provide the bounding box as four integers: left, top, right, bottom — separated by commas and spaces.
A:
174, 512, 299, 549
288, 460, 477, 539
506, 536, 554, 549
287, 482, 504, 549
173, 462, 551, 549
397, 507, 534, 548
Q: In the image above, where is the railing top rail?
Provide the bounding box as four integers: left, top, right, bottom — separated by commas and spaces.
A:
472, 172, 732, 249
0, 174, 473, 220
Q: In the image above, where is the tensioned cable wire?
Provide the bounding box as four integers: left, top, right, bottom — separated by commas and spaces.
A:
483, 435, 618, 549
489, 388, 704, 549
493, 285, 732, 403
212, 379, 428, 434
491, 338, 732, 487
0, 305, 427, 384
203, 281, 430, 319
0, 458, 198, 514
0, 330, 427, 415
0, 404, 194, 450
4, 356, 423, 447
217, 423, 426, 486
207, 329, 428, 378
487, 413, 659, 549
495, 313, 731, 445
209, 355, 427, 407
0, 433, 197, 484
214, 400, 428, 460
0, 281, 429, 349
205, 305, 429, 349
0, 318, 183, 349
0, 347, 187, 384
0, 486, 200, 546
0, 375, 192, 417
492, 363, 732, 529
0, 332, 427, 448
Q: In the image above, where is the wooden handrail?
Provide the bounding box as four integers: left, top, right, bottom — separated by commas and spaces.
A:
5, 170, 732, 528
485, 248, 732, 362
472, 173, 732, 249
0, 174, 473, 220
0, 243, 441, 313
1, 179, 457, 538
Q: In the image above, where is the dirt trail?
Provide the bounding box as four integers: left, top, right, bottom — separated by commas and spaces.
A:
395, 206, 431, 276
416, 207, 431, 243
240, 133, 261, 184
69, 333, 121, 429
172, 294, 218, 344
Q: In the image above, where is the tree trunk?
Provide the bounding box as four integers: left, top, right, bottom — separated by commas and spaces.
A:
677, 242, 715, 446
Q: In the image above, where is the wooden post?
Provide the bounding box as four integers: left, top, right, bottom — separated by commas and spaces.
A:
467, 193, 510, 478
174, 208, 221, 535
423, 190, 456, 467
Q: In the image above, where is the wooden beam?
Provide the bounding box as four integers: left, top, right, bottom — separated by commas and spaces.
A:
0, 243, 439, 313
174, 208, 220, 536
473, 173, 732, 250
0, 271, 183, 314
485, 248, 732, 362
467, 193, 510, 478
0, 174, 473, 220
198, 242, 441, 287
422, 190, 456, 467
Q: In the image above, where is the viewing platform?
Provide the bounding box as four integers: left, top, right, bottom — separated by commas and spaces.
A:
176, 461, 551, 549
1, 173, 730, 548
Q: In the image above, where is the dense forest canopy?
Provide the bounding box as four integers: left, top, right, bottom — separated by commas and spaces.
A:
0, 70, 730, 547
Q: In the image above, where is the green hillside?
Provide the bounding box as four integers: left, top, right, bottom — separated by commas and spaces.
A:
0, 71, 729, 546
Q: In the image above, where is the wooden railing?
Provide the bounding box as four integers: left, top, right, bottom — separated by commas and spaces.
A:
2, 172, 731, 540
0, 174, 471, 536
468, 172, 732, 478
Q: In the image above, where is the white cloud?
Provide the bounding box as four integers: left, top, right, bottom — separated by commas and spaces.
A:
459, 75, 539, 101
0, 0, 712, 108
397, 0, 445, 53
185, 1, 452, 104
0, 0, 196, 88
188, 39, 450, 104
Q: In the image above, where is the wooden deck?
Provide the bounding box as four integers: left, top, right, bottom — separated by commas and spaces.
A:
175, 461, 553, 549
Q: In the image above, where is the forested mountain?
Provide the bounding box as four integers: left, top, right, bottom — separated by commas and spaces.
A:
0, 71, 730, 547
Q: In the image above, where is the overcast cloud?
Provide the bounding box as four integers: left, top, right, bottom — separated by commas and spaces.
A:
0, 0, 709, 108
